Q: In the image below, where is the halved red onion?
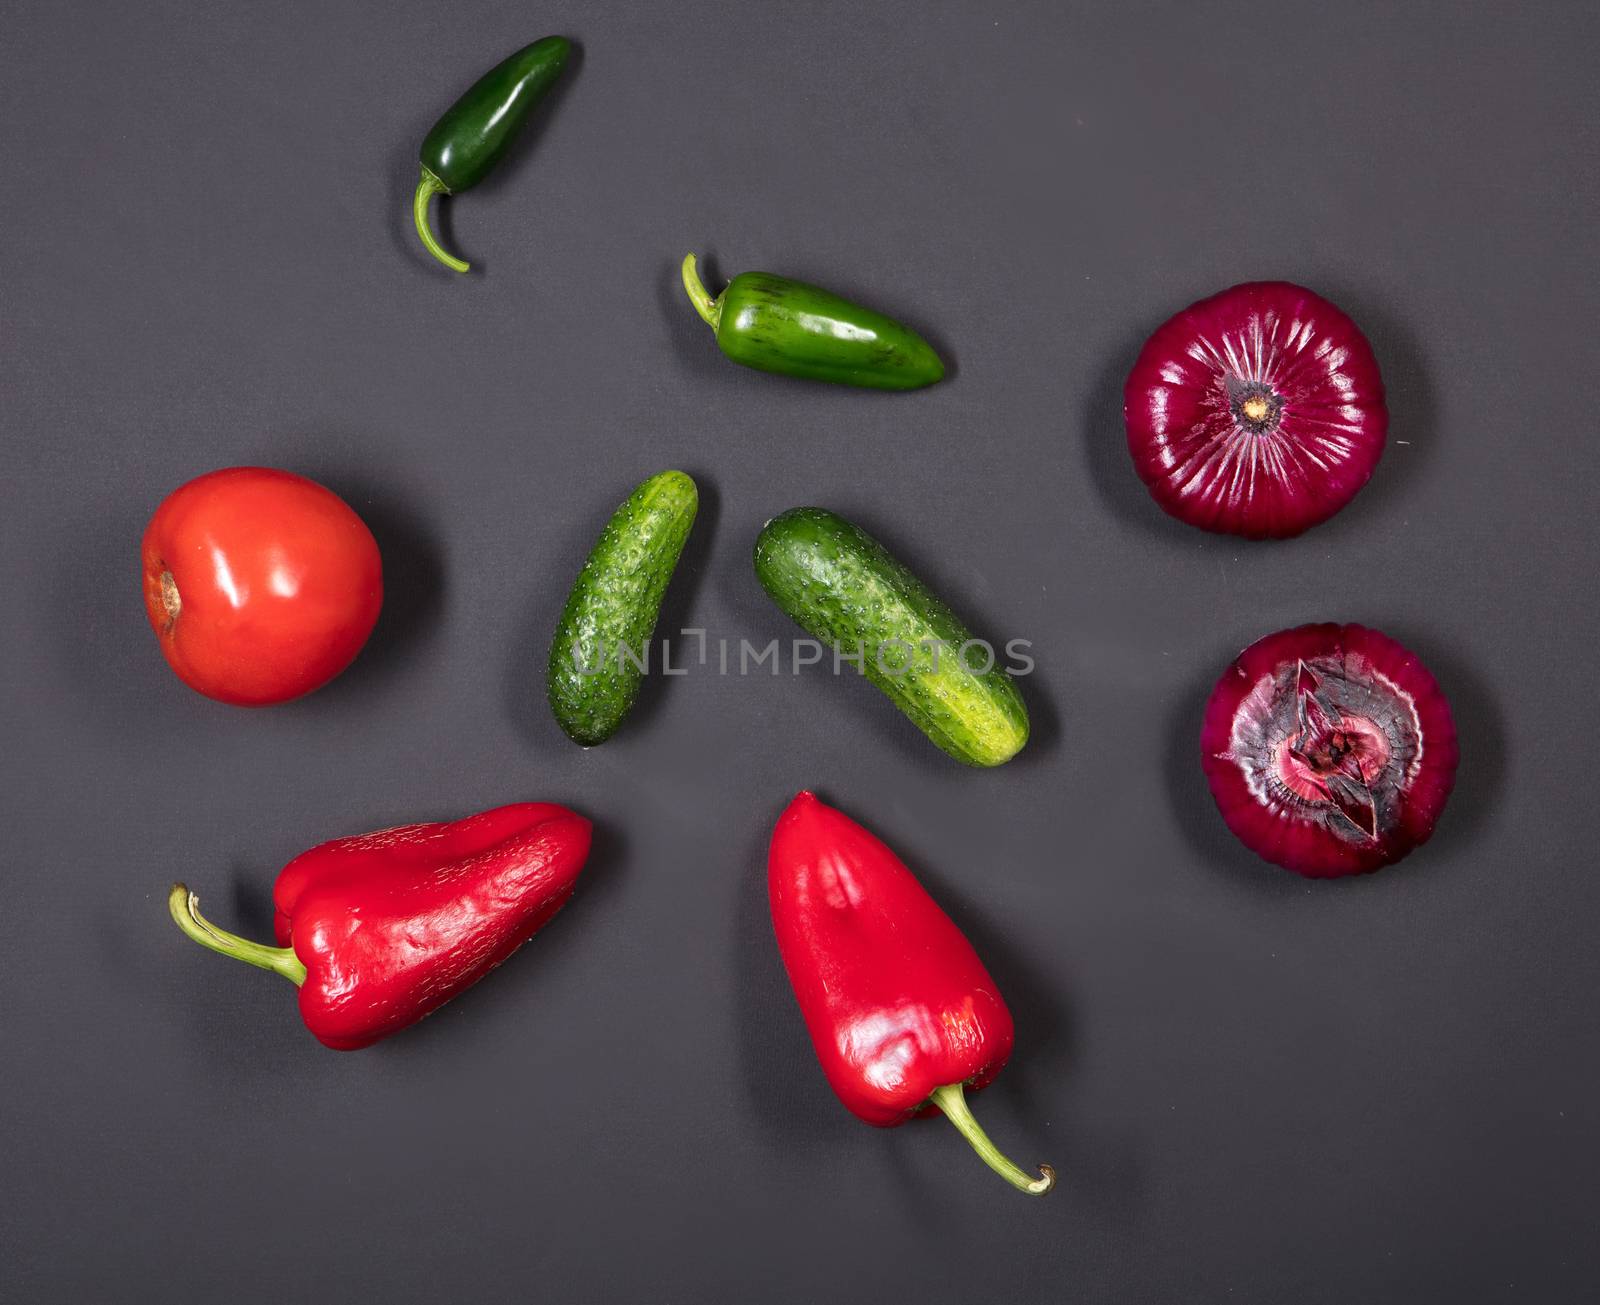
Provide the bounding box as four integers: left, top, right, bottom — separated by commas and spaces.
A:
1201, 624, 1457, 877
1125, 283, 1387, 538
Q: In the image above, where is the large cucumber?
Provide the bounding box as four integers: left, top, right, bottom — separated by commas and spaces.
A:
753, 508, 1029, 766
547, 470, 698, 745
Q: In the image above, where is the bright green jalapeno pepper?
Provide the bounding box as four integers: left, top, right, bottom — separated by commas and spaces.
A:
413, 37, 572, 273
680, 254, 946, 390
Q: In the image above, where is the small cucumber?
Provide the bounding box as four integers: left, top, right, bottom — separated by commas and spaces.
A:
548, 471, 698, 745
754, 508, 1029, 766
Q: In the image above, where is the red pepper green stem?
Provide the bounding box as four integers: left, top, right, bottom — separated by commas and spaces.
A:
681, 254, 722, 330
168, 883, 306, 986
929, 1083, 1055, 1196
413, 168, 470, 274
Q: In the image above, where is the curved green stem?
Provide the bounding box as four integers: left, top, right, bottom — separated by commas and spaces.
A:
929, 1082, 1055, 1196
680, 253, 723, 330
414, 168, 470, 274
168, 883, 306, 986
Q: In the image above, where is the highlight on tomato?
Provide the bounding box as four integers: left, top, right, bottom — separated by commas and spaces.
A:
141, 467, 383, 706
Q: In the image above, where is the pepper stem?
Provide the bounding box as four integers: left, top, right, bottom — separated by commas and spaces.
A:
928, 1083, 1055, 1196
680, 253, 723, 330
413, 168, 470, 274
168, 883, 306, 987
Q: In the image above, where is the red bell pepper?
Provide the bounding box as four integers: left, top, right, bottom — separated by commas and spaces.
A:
169, 802, 592, 1049
767, 791, 1054, 1195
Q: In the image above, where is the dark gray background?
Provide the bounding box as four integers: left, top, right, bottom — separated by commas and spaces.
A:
4, 1, 1597, 1301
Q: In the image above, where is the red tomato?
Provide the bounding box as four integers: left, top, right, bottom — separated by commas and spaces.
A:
141, 467, 383, 705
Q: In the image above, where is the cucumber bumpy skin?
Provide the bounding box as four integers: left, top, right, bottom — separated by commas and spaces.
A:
754, 508, 1029, 767
547, 471, 699, 745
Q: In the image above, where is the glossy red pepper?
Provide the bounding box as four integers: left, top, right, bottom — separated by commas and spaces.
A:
169, 802, 592, 1049
767, 791, 1054, 1195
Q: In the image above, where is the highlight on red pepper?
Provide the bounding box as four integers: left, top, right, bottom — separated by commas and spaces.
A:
169, 802, 592, 1049
767, 791, 1054, 1196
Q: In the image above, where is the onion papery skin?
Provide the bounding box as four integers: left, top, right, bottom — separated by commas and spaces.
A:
1125, 283, 1388, 539
1201, 624, 1458, 877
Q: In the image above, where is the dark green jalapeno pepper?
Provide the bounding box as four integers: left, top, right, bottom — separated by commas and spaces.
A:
680, 254, 945, 390
413, 37, 572, 273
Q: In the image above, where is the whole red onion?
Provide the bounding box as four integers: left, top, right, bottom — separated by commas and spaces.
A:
1124, 283, 1388, 538
1201, 624, 1457, 877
